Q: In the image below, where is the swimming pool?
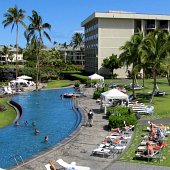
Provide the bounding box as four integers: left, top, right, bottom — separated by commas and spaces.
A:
0, 88, 82, 169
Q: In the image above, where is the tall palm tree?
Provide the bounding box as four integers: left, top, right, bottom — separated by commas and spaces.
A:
119, 33, 143, 98
140, 30, 170, 103
71, 32, 84, 66
61, 42, 68, 63
26, 10, 51, 90
2, 5, 25, 78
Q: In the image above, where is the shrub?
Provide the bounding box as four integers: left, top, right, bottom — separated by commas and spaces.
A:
63, 73, 88, 83
93, 91, 101, 99
19, 67, 36, 80
108, 106, 137, 130
62, 65, 82, 71
106, 107, 115, 119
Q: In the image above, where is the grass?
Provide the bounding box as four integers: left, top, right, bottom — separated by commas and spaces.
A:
0, 97, 16, 128
104, 78, 170, 119
120, 125, 170, 167
45, 80, 73, 89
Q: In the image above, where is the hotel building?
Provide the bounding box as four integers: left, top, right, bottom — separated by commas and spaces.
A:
81, 11, 170, 77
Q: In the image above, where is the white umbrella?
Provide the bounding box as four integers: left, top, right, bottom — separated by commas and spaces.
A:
10, 79, 28, 84
88, 73, 104, 81
17, 75, 32, 80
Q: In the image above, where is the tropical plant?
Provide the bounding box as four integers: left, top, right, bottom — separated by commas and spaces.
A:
61, 42, 68, 63
140, 30, 170, 103
102, 54, 120, 78
0, 46, 10, 64
2, 5, 25, 78
71, 32, 84, 66
119, 33, 144, 98
26, 10, 51, 90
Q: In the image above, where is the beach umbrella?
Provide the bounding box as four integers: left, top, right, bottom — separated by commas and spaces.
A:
17, 75, 32, 80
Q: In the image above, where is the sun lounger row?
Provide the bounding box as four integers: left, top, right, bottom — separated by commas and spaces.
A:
129, 101, 154, 116
135, 122, 169, 162
91, 125, 134, 158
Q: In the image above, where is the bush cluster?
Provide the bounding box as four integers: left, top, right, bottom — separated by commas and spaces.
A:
93, 86, 109, 99
108, 106, 137, 130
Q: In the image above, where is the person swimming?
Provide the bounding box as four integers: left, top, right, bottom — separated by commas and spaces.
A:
32, 121, 36, 127
24, 121, 28, 126
44, 136, 48, 142
34, 128, 40, 135
14, 121, 19, 126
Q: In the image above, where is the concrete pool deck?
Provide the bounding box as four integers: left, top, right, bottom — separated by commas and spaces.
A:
11, 87, 170, 170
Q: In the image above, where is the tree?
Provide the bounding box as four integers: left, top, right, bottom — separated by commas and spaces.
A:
102, 54, 120, 78
61, 42, 68, 63
0, 46, 9, 64
162, 55, 170, 86
120, 33, 143, 98
26, 10, 51, 90
2, 5, 25, 78
140, 30, 170, 103
8, 51, 14, 64
71, 32, 84, 66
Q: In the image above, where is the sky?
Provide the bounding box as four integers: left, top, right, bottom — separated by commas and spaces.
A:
0, 0, 170, 48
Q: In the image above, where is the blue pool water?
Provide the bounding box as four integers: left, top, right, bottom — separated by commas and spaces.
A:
0, 88, 82, 169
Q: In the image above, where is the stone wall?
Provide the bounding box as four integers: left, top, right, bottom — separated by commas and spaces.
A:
0, 68, 16, 81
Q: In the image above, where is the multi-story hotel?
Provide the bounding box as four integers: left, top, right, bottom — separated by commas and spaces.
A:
54, 45, 85, 65
81, 11, 170, 77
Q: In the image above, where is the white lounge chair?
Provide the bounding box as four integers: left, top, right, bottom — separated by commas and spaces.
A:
45, 164, 51, 170
56, 159, 90, 170
3, 86, 15, 94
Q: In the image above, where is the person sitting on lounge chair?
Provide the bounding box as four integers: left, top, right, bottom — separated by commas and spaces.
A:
49, 159, 57, 170
146, 142, 154, 156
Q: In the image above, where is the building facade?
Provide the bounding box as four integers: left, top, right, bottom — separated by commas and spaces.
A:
0, 45, 24, 64
81, 11, 170, 77
54, 45, 85, 65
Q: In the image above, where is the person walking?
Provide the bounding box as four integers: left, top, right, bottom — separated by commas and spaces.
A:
88, 109, 93, 127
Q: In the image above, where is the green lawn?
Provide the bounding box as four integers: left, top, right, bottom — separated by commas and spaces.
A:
0, 97, 16, 128
104, 78, 170, 119
120, 125, 170, 167
45, 80, 73, 89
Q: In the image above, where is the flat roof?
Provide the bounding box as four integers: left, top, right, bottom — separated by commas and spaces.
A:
81, 11, 170, 26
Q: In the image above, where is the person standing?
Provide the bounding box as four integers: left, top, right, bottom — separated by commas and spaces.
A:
88, 109, 93, 127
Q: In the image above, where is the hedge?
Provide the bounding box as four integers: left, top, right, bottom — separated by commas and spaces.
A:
108, 106, 137, 130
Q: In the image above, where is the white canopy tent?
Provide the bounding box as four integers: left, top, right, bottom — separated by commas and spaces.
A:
88, 73, 104, 81
10, 79, 29, 86
101, 88, 129, 114
17, 75, 32, 80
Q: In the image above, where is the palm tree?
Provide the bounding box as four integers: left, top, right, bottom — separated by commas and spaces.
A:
119, 33, 143, 98
2, 5, 25, 78
61, 42, 68, 63
26, 10, 51, 90
8, 51, 14, 64
71, 32, 84, 66
140, 30, 170, 103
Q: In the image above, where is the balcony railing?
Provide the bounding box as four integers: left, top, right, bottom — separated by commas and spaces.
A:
146, 24, 155, 29
159, 25, 168, 29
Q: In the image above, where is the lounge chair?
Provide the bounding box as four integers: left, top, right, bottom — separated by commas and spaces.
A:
135, 150, 161, 162
56, 159, 90, 170
92, 147, 112, 158
45, 164, 51, 170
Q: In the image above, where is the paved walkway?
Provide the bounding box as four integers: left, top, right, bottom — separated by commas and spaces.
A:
11, 87, 170, 170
